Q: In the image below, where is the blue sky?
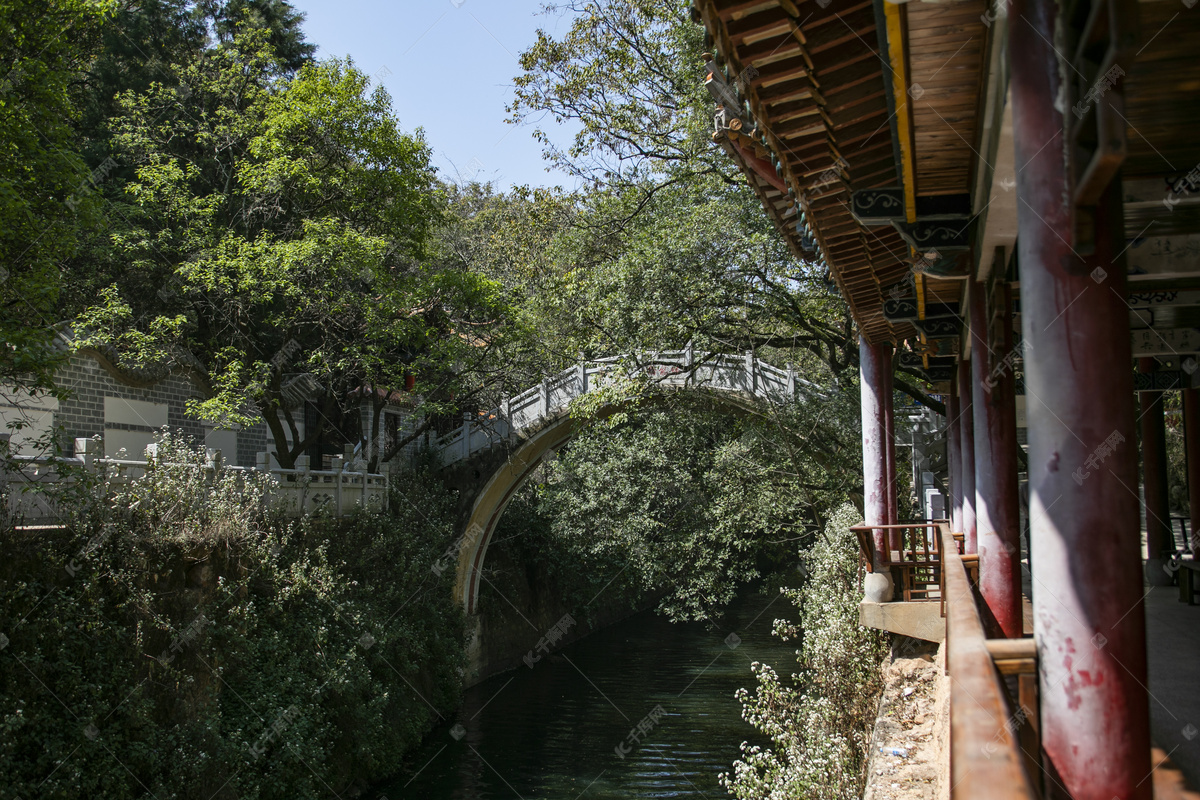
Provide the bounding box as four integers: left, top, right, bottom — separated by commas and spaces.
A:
290, 0, 583, 190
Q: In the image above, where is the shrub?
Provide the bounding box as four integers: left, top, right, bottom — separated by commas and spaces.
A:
0, 460, 465, 799
102, 429, 277, 544
720, 502, 886, 799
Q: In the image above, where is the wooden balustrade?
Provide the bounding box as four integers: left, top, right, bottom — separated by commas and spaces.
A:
939, 523, 1039, 800
853, 521, 1198, 799
850, 521, 945, 601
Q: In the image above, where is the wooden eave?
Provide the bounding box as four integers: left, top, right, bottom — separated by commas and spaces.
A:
696, 0, 915, 345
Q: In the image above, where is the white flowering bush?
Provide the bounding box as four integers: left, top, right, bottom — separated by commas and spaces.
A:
721, 502, 886, 799
103, 428, 277, 543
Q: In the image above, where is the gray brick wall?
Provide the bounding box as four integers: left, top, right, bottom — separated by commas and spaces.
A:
237, 423, 270, 468
53, 353, 272, 468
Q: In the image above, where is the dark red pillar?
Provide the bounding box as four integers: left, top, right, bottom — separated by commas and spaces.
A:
957, 354, 977, 553
1010, 0, 1150, 792
861, 337, 891, 575
970, 281, 1023, 638
1139, 359, 1171, 564
1186, 388, 1200, 554
948, 376, 962, 531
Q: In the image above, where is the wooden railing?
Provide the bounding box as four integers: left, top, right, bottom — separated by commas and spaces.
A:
854, 521, 1199, 798
938, 523, 1040, 799
850, 521, 946, 602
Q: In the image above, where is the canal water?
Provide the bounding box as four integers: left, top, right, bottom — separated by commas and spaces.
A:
378, 587, 802, 799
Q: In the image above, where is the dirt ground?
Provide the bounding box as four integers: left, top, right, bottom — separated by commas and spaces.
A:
862, 638, 950, 800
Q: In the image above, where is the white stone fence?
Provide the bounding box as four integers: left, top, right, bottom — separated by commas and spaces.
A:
1, 437, 389, 526
434, 348, 811, 466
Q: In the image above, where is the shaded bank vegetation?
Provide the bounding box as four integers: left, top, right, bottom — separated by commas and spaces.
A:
0, 441, 465, 798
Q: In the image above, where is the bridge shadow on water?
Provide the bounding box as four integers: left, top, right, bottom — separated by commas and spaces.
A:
376, 587, 802, 799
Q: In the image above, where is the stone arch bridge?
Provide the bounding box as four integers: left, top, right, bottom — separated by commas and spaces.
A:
431, 347, 813, 615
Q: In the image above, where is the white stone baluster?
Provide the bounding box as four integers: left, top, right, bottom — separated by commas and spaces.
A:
330, 455, 344, 517
296, 454, 311, 516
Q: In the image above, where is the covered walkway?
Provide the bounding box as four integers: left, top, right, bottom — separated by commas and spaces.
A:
1145, 587, 1200, 788
695, 0, 1200, 795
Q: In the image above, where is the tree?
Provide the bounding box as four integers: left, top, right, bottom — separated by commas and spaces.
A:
530, 382, 861, 622
79, 29, 509, 468
201, 0, 316, 73
508, 0, 940, 408
0, 0, 111, 392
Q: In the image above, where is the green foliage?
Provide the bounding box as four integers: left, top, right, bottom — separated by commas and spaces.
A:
512, 0, 716, 183
504, 0, 943, 409
0, 453, 464, 798
0, 0, 112, 390
721, 503, 887, 799
103, 429, 278, 544
506, 0, 864, 383
77, 28, 510, 467
522, 386, 860, 622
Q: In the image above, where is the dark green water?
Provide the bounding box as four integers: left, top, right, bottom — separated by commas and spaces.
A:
377, 589, 801, 799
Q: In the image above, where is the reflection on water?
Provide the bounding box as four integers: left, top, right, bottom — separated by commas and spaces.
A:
377, 588, 800, 799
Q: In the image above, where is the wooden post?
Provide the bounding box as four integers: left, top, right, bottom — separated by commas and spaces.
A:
947, 377, 962, 533
957, 354, 977, 553
1139, 359, 1173, 575
1010, 0, 1150, 791
970, 280, 1023, 638
1185, 388, 1200, 554
860, 337, 893, 601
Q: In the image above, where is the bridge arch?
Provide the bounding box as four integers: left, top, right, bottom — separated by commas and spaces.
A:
442, 349, 809, 614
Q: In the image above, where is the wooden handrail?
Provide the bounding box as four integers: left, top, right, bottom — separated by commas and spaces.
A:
1152, 748, 1200, 800
940, 525, 1039, 800
985, 638, 1038, 676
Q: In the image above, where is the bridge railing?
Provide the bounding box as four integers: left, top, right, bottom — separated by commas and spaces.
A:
435, 350, 809, 466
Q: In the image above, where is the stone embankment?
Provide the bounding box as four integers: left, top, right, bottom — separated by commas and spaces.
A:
863, 638, 950, 800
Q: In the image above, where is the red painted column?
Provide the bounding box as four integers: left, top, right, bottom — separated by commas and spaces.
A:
861, 337, 893, 599
1139, 359, 1171, 566
948, 377, 963, 532
1010, 0, 1150, 792
957, 353, 977, 553
1185, 388, 1200, 554
970, 281, 1023, 638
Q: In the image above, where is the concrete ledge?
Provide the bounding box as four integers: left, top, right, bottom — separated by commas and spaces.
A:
860, 600, 946, 642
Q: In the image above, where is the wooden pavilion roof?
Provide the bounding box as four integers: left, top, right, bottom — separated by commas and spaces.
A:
695, 0, 914, 345
698, 0, 1200, 375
